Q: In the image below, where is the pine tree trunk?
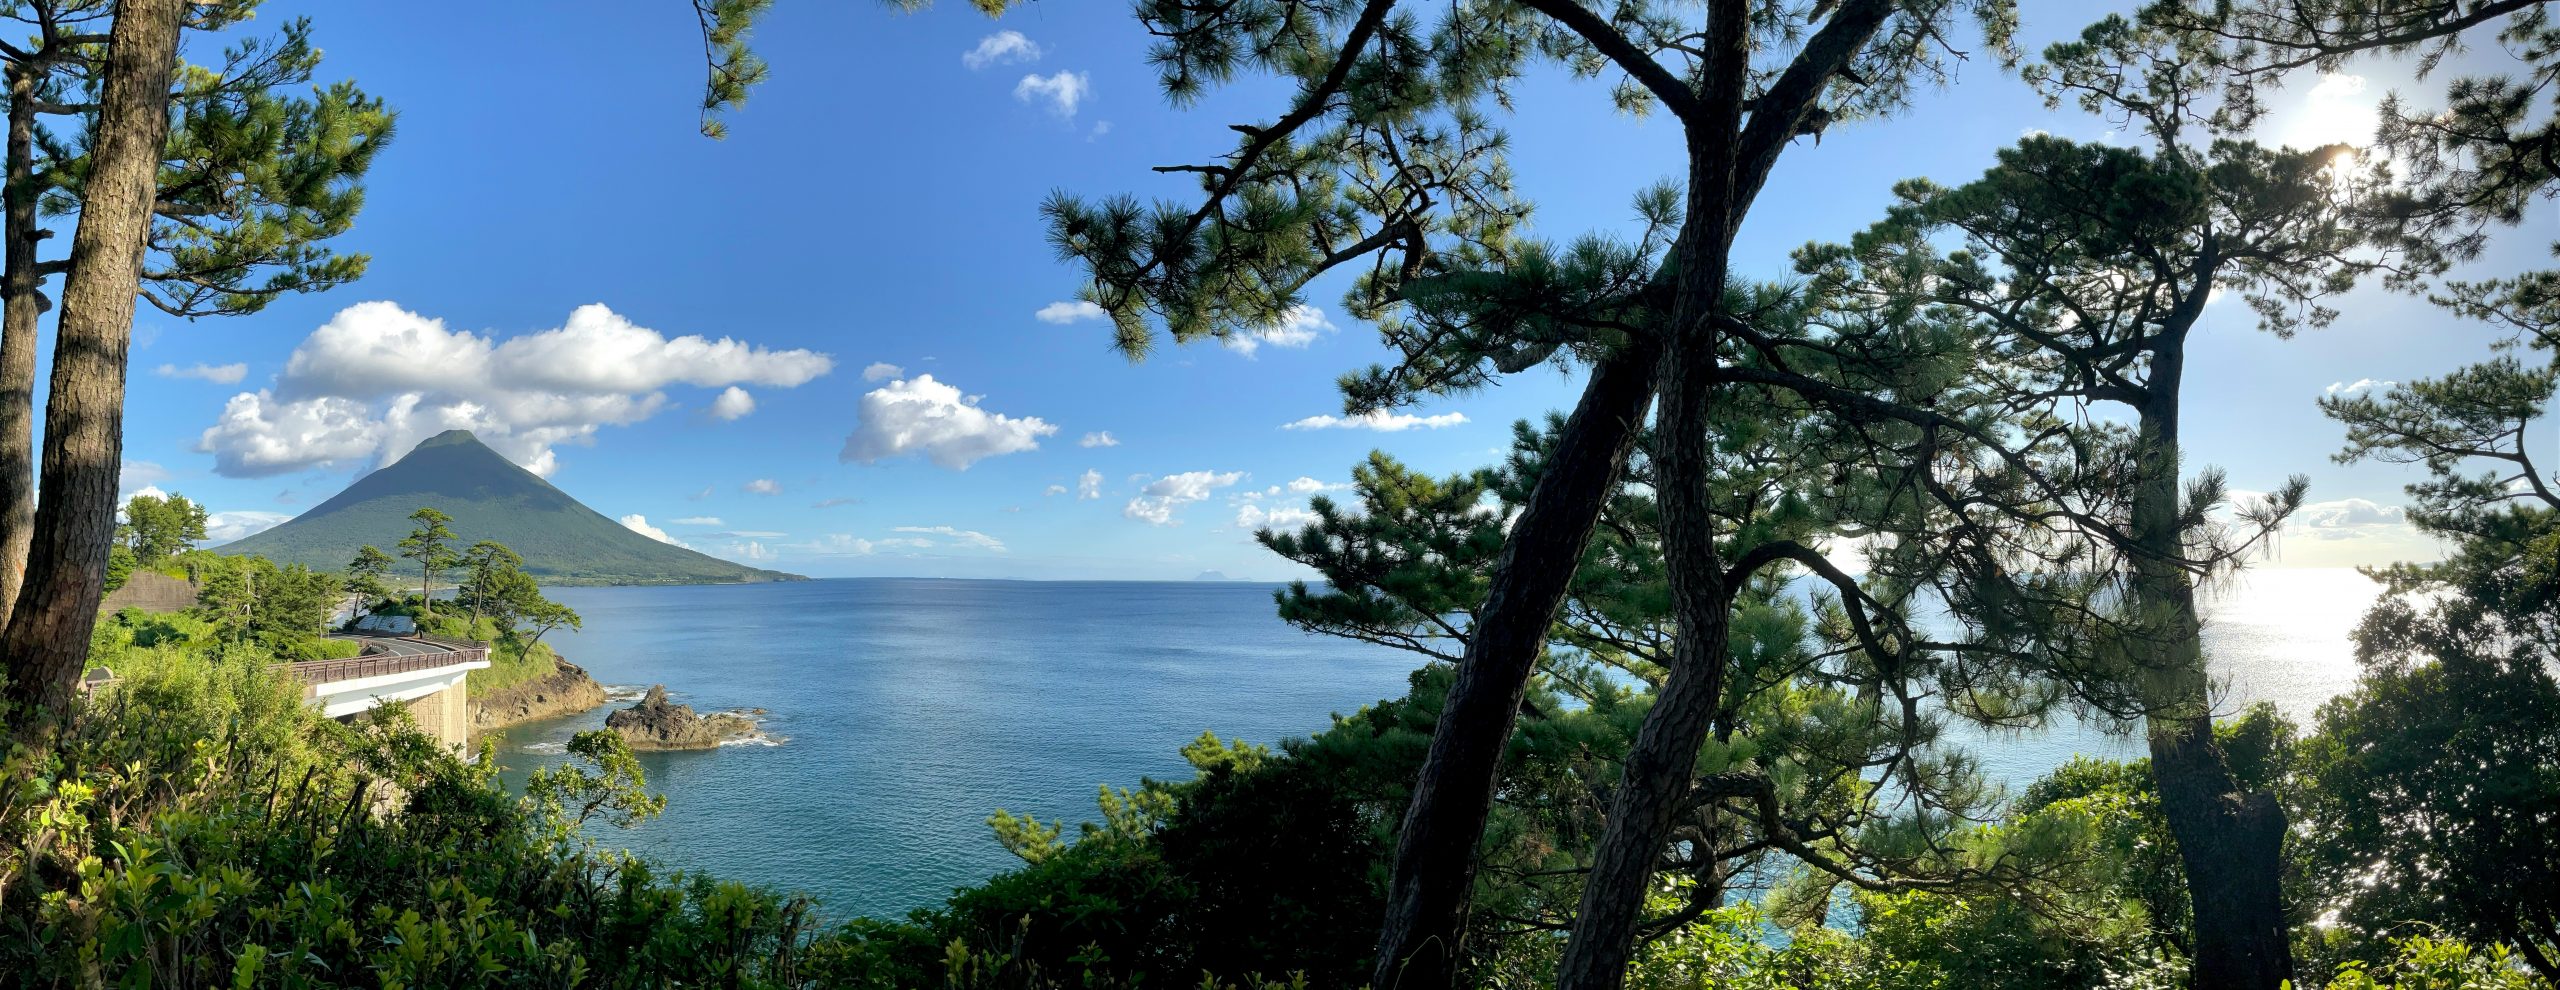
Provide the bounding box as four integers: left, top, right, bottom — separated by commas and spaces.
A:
1369, 333, 1661, 990
0, 0, 185, 733
0, 63, 43, 635
1554, 8, 1749, 981
2132, 301, 2294, 990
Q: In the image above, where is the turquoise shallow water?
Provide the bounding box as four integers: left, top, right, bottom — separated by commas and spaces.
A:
491, 569, 2384, 922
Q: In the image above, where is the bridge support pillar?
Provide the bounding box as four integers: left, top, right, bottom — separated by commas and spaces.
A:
401, 680, 472, 752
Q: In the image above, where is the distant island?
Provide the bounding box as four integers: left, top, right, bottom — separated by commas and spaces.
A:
1192, 570, 1238, 582
219, 430, 804, 586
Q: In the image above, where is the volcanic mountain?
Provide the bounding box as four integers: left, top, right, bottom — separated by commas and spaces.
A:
219, 430, 802, 585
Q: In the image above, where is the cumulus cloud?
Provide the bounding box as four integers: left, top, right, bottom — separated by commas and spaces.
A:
1224, 305, 1335, 357
1015, 71, 1091, 117
670, 516, 723, 526
2325, 378, 2395, 397
619, 514, 687, 546
120, 460, 171, 495
841, 373, 1057, 470
205, 510, 293, 544
722, 540, 774, 561
2292, 497, 2408, 533
196, 302, 831, 478
962, 30, 1041, 70
1125, 470, 1242, 526
1080, 431, 1119, 448
1045, 484, 1068, 496
710, 386, 756, 420
744, 478, 781, 495
1077, 468, 1103, 500
1236, 504, 1318, 530
156, 362, 247, 384
861, 362, 904, 382
893, 525, 1006, 551
1282, 410, 1469, 431
1036, 301, 1107, 325
1286, 476, 1345, 494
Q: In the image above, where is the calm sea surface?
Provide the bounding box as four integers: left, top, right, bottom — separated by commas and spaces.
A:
492, 570, 2385, 921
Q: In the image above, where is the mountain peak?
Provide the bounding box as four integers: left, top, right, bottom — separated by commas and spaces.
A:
416, 429, 483, 449
218, 429, 802, 586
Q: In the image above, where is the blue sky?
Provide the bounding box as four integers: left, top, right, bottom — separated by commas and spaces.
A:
110, 2, 2550, 580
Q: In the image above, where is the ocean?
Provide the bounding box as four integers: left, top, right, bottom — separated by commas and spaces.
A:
490, 568, 2386, 922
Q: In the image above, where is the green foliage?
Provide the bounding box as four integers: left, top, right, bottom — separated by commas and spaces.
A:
117, 489, 208, 564
3, 641, 832, 988
191, 552, 340, 645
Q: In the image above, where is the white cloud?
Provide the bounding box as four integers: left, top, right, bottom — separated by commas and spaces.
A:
715, 530, 787, 538
710, 386, 756, 420
894, 525, 1006, 552
790, 534, 876, 556
156, 362, 247, 384
1286, 476, 1345, 495
197, 301, 831, 478
1015, 71, 1091, 117
205, 510, 293, 544
120, 460, 171, 495
811, 496, 859, 509
841, 373, 1057, 470
2292, 497, 2407, 533
1077, 468, 1103, 500
744, 478, 781, 495
962, 30, 1041, 70
861, 361, 904, 382
1224, 305, 1335, 357
670, 516, 723, 526
1079, 431, 1119, 448
1125, 470, 1242, 526
2324, 378, 2395, 397
128, 485, 170, 501
619, 514, 688, 547
1282, 410, 1469, 431
1045, 484, 1069, 496
722, 540, 774, 561
1036, 301, 1107, 325
1236, 504, 1319, 530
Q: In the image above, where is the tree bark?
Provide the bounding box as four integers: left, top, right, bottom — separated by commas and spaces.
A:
1370, 331, 1661, 990
0, 60, 44, 635
2132, 289, 2294, 990
0, 0, 185, 734
1553, 3, 1749, 983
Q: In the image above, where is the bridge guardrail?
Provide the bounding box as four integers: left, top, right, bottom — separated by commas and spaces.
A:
285, 640, 488, 688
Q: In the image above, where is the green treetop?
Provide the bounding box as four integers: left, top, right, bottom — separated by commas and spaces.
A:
396, 507, 457, 618
116, 489, 204, 565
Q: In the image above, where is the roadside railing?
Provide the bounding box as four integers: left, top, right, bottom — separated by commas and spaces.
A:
285, 639, 489, 688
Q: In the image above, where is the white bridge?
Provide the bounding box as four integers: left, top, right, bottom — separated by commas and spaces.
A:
288, 635, 491, 749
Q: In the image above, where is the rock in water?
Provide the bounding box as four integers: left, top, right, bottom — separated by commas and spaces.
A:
605, 684, 759, 750
472, 659, 608, 734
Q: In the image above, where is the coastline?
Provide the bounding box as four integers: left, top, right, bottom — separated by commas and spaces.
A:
471, 658, 609, 737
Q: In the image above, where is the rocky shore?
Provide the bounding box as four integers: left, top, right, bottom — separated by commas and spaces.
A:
604, 685, 762, 750
470, 659, 608, 734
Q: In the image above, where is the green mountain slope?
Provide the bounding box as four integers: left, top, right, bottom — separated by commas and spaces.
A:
219, 430, 802, 586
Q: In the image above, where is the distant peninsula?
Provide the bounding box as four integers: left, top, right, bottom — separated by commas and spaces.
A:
218, 430, 804, 586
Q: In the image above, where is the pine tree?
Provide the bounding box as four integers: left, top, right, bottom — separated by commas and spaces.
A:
0, 0, 184, 735
398, 507, 458, 621
0, 2, 389, 632
345, 543, 395, 620
0, 0, 779, 729
1046, 3, 2023, 983
116, 489, 204, 564
459, 539, 523, 628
